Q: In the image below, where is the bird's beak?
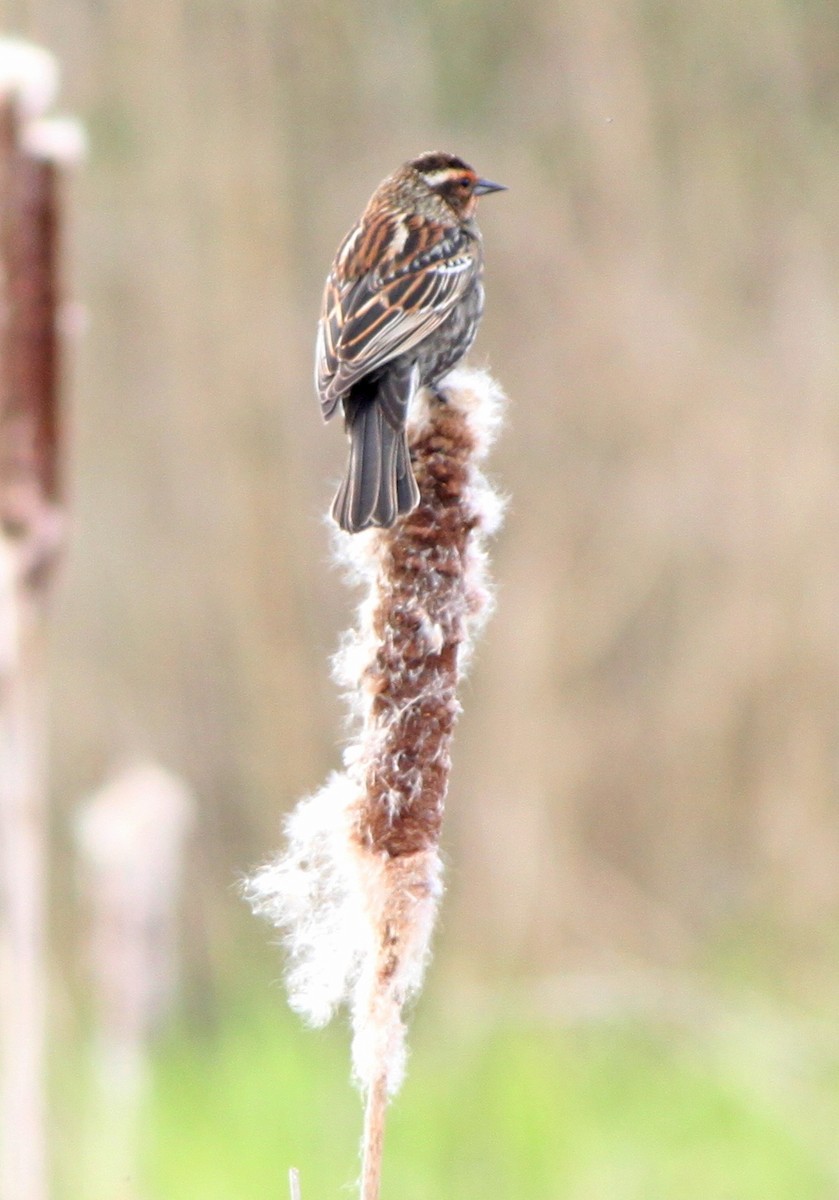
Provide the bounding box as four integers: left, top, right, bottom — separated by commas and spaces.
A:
473, 178, 507, 196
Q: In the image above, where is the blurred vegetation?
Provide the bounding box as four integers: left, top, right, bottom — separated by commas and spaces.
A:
3, 0, 839, 1190
57, 965, 839, 1198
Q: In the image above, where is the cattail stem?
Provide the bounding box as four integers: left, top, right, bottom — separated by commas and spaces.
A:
247, 367, 505, 1198
75, 764, 194, 1199
0, 39, 83, 1200
360, 1072, 388, 1200
0, 607, 48, 1200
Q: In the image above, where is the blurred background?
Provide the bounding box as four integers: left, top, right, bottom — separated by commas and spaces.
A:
4, 0, 839, 1197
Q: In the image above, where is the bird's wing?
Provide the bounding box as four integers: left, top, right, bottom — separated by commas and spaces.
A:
316, 218, 475, 420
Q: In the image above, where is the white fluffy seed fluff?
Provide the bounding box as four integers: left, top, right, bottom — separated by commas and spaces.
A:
0, 39, 59, 117
21, 116, 88, 165
246, 366, 506, 1097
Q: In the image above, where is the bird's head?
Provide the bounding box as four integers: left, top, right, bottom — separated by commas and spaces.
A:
409, 151, 506, 220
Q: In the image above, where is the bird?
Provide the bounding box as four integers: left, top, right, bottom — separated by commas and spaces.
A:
315, 151, 505, 533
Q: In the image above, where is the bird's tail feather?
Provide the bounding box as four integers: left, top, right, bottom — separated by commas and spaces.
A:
332, 365, 420, 533
332, 402, 419, 533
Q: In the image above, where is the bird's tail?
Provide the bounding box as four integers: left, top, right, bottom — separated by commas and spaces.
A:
331, 402, 419, 533
332, 368, 420, 533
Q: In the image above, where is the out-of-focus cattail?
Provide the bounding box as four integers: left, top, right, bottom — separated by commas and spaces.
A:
247, 367, 505, 1199
0, 38, 84, 1200
74, 762, 194, 1198
75, 763, 195, 1075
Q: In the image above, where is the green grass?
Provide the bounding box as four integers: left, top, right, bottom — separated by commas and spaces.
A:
60, 984, 839, 1199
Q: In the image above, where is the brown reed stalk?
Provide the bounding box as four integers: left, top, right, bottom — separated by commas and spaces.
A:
0, 40, 83, 1200
247, 367, 505, 1199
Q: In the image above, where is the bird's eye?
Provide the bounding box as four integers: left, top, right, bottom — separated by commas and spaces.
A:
460, 178, 472, 190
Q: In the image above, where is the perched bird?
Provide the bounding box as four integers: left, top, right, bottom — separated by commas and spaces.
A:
315, 151, 505, 533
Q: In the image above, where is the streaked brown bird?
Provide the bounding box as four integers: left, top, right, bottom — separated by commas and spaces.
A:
315, 151, 505, 533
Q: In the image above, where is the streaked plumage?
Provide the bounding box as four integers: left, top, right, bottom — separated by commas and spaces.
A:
316, 152, 505, 533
